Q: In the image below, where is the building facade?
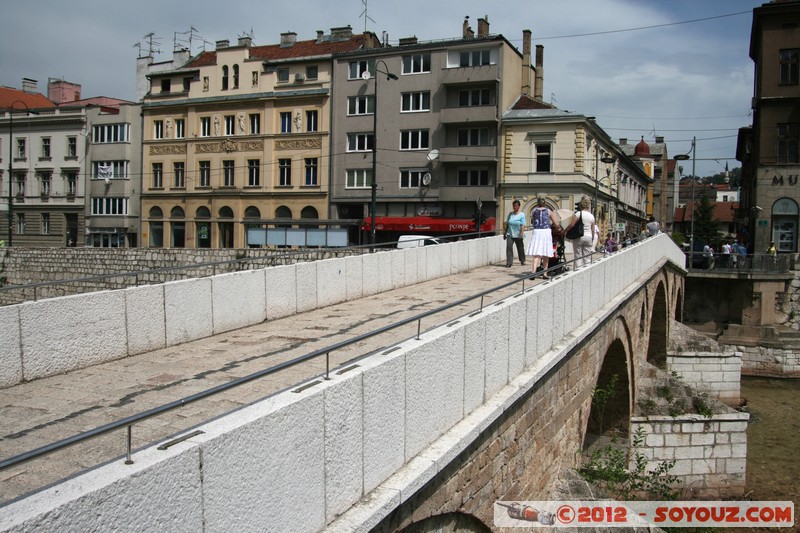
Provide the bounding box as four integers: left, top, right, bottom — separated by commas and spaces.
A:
329, 17, 532, 243
140, 28, 373, 248
501, 102, 651, 241
738, 0, 800, 254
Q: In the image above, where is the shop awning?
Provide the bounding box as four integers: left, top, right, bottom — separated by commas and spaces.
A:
361, 216, 496, 234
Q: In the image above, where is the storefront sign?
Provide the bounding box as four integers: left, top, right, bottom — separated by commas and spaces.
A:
416, 206, 443, 217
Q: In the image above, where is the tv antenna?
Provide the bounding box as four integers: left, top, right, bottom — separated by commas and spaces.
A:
133, 32, 161, 58
360, 0, 376, 33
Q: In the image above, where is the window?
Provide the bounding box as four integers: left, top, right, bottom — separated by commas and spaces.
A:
201, 117, 211, 137
92, 124, 130, 143
17, 213, 25, 234
277, 68, 289, 82
460, 49, 491, 67
534, 143, 551, 172
41, 137, 51, 158
458, 169, 489, 186
279, 158, 291, 186
248, 159, 260, 186
346, 169, 372, 189
348, 60, 373, 79
400, 130, 429, 150
183, 77, 191, 92
305, 158, 318, 186
154, 120, 164, 140
222, 65, 229, 90
41, 213, 50, 235
400, 169, 425, 188
91, 197, 129, 215
161, 79, 171, 93
306, 65, 318, 80
402, 53, 431, 74
40, 173, 51, 196
280, 112, 292, 134
233, 64, 239, 89
459, 88, 490, 106
66, 172, 77, 195
778, 123, 799, 164
780, 48, 799, 85
199, 161, 211, 187
225, 115, 235, 136
16, 138, 25, 159
152, 163, 163, 188
306, 110, 318, 132
173, 162, 185, 188
94, 161, 128, 180
347, 133, 374, 152
223, 160, 235, 186
67, 137, 77, 158
401, 91, 430, 112
14, 174, 24, 196
348, 96, 374, 115
175, 119, 185, 139
249, 113, 260, 134
458, 127, 489, 146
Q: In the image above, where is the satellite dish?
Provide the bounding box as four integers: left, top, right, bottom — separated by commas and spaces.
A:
422, 173, 432, 186
361, 70, 371, 81
426, 149, 439, 161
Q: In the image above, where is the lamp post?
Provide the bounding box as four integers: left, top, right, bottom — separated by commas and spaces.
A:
594, 142, 617, 227
5, 100, 36, 247
675, 136, 696, 261
368, 59, 398, 252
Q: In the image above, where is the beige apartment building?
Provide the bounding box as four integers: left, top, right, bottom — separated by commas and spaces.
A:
141, 27, 374, 248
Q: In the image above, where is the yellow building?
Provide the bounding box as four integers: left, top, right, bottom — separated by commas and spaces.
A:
141, 28, 374, 248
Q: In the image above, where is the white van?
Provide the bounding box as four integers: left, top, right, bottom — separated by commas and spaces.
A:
396, 235, 444, 249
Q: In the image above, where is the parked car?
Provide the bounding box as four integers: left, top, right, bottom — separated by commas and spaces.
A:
396, 235, 444, 249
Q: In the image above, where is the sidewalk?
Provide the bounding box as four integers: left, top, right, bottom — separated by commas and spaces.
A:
0, 261, 540, 504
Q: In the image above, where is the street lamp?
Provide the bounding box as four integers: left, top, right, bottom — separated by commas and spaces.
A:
367, 59, 398, 252
675, 136, 696, 261
594, 143, 617, 223
5, 101, 38, 246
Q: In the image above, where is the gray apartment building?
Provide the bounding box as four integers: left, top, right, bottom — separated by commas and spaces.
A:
330, 17, 537, 244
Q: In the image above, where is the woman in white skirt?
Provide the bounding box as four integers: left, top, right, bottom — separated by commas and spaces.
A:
526, 196, 559, 278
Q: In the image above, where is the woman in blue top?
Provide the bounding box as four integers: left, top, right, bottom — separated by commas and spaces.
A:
526, 196, 559, 278
505, 200, 527, 267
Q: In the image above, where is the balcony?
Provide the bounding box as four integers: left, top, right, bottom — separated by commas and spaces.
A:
438, 145, 497, 163
439, 64, 499, 86
438, 185, 495, 203
440, 105, 497, 125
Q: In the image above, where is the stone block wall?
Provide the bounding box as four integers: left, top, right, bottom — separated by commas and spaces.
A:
668, 354, 742, 406
632, 414, 748, 499
732, 344, 800, 378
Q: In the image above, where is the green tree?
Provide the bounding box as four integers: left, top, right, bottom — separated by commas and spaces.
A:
693, 195, 718, 245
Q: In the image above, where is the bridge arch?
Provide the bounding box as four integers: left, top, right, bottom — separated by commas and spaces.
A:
396, 512, 491, 533
585, 322, 632, 445
645, 279, 669, 369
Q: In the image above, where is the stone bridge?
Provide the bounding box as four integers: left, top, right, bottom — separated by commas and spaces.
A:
0, 235, 749, 532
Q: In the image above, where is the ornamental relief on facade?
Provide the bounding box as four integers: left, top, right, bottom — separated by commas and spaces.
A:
149, 144, 187, 155
275, 138, 321, 151
193, 140, 264, 154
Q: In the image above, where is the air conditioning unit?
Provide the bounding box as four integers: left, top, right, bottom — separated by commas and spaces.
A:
294, 73, 305, 82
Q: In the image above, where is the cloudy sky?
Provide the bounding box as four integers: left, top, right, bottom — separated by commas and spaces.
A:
1, 0, 763, 177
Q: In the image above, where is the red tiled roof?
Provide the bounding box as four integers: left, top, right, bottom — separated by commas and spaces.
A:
511, 94, 556, 110
0, 87, 55, 110
186, 35, 370, 69
673, 201, 739, 223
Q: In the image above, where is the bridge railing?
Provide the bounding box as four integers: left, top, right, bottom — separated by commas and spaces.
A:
683, 251, 793, 274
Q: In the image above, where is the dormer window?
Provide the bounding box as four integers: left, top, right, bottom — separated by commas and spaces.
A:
222, 65, 229, 91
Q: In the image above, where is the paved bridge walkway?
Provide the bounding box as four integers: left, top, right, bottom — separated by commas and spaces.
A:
0, 260, 542, 504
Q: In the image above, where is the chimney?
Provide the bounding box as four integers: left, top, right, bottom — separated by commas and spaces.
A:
521, 30, 532, 97
238, 36, 252, 47
463, 16, 474, 39
280, 32, 297, 48
620, 138, 628, 145
477, 16, 489, 37
215, 39, 229, 50
22, 78, 38, 93
399, 36, 418, 46
655, 135, 664, 144
316, 30, 324, 43
330, 26, 353, 41
534, 44, 544, 101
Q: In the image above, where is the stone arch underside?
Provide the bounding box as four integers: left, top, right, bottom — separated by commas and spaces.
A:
646, 280, 669, 369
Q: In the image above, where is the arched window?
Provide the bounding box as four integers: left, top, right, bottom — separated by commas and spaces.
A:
771, 197, 799, 253
244, 206, 261, 219
149, 206, 163, 247
219, 206, 234, 219
222, 65, 229, 91
275, 206, 292, 219
170, 206, 185, 247
195, 206, 211, 219
233, 65, 239, 89
301, 206, 319, 228
149, 206, 163, 219
218, 206, 234, 248
195, 206, 211, 248
170, 206, 185, 218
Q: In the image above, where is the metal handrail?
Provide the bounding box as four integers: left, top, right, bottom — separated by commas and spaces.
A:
0, 235, 654, 472
683, 251, 793, 274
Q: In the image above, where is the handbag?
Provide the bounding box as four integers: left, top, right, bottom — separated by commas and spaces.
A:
566, 212, 583, 240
